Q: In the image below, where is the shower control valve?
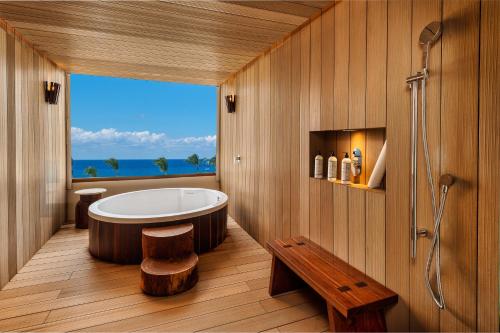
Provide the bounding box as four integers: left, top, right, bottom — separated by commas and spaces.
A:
416, 228, 429, 238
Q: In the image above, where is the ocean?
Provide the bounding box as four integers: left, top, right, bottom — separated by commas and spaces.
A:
72, 159, 216, 178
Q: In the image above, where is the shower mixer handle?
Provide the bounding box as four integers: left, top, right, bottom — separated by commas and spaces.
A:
439, 174, 455, 188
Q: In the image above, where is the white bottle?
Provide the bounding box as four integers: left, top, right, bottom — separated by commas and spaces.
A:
341, 152, 351, 184
327, 152, 337, 182
314, 151, 324, 179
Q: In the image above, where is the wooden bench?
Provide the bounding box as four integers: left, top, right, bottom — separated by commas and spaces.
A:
268, 237, 398, 332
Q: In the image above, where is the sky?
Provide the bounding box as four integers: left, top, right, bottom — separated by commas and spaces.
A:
71, 74, 217, 160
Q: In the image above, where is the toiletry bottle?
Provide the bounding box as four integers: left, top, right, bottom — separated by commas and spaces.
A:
351, 149, 362, 183
327, 151, 337, 182
341, 152, 351, 184
314, 151, 324, 179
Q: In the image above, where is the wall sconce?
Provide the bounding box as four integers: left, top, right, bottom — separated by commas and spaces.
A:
44, 81, 60, 105
225, 95, 236, 113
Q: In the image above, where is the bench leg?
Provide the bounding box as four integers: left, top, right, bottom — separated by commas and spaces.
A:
269, 256, 304, 296
327, 304, 387, 332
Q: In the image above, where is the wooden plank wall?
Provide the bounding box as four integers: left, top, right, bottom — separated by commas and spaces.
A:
0, 23, 67, 289
219, 1, 498, 331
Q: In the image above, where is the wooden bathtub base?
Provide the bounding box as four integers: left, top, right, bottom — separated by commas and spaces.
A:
88, 206, 227, 264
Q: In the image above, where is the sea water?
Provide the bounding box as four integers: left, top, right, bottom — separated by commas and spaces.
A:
72, 159, 215, 178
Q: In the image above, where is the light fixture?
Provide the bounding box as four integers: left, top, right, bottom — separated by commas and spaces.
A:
44, 81, 60, 105
225, 95, 236, 113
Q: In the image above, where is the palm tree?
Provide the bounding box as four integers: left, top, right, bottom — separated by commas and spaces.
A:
208, 156, 216, 167
104, 158, 119, 176
186, 153, 200, 170
154, 157, 168, 174
84, 166, 97, 178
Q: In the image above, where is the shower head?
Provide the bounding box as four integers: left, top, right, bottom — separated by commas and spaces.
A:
419, 22, 442, 45
419, 22, 442, 73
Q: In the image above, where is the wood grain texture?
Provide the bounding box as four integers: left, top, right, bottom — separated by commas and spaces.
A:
309, 178, 321, 244
348, 187, 365, 273
332, 184, 348, 262
440, 1, 480, 331
365, 191, 385, 285
0, 27, 7, 287
477, 0, 500, 330
319, 181, 333, 253
409, 0, 442, 331
0, 218, 330, 332
299, 25, 311, 238
348, 0, 367, 129
0, 2, 334, 85
366, 0, 387, 128
309, 16, 321, 131
217, 2, 492, 332
0, 24, 66, 289
385, 0, 412, 330
268, 236, 398, 319
89, 206, 228, 264
333, 0, 349, 130
290, 32, 301, 238
320, 7, 334, 131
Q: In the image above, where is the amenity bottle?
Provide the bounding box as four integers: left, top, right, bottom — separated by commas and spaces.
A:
341, 153, 351, 184
314, 151, 323, 179
327, 152, 337, 182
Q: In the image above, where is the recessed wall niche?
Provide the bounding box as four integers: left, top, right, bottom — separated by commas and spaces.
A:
309, 128, 386, 192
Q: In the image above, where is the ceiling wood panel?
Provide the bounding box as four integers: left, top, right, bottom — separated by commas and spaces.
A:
0, 0, 334, 85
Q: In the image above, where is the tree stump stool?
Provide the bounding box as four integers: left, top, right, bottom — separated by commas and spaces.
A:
74, 188, 106, 229
140, 224, 198, 296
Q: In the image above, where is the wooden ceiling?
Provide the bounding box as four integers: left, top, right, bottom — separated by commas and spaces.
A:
0, 1, 334, 85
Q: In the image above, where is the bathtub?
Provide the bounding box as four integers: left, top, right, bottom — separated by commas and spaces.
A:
88, 188, 228, 264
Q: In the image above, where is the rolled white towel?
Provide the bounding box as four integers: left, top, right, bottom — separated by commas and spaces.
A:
368, 140, 387, 188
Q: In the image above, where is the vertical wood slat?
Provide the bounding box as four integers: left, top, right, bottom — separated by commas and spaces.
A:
320, 7, 334, 131
299, 25, 311, 238
348, 0, 367, 130
440, 0, 480, 331
290, 33, 301, 237
333, 0, 349, 130
258, 53, 271, 246
273, 45, 283, 240
366, 0, 387, 128
332, 184, 348, 262
386, 0, 412, 330
268, 47, 278, 242
6, 32, 17, 280
333, 131, 350, 262
320, 177, 333, 253
309, 16, 321, 131
309, 178, 321, 244
477, 0, 499, 330
366, 191, 385, 284
0, 25, 67, 289
410, 0, 442, 331
0, 28, 8, 287
218, 2, 494, 332
348, 187, 365, 273
281, 39, 291, 239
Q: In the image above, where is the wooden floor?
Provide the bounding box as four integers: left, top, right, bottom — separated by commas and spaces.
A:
0, 218, 328, 332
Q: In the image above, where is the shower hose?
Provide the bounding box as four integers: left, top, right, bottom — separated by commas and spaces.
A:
421, 77, 450, 310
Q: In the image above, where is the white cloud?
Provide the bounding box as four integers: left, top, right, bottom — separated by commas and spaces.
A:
71, 127, 166, 145
169, 135, 217, 145
71, 127, 217, 156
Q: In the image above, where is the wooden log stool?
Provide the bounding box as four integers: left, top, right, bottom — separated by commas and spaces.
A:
268, 237, 398, 332
140, 223, 198, 296
74, 188, 106, 229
